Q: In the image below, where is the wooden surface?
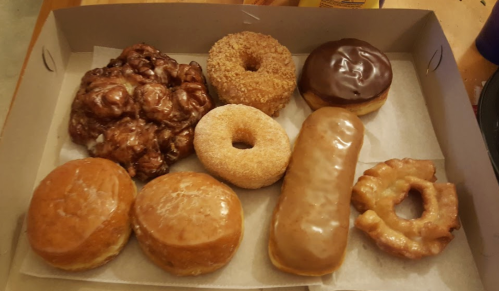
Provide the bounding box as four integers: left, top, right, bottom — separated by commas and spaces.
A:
21, 0, 499, 105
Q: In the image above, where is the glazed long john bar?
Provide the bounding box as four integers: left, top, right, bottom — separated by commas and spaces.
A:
269, 107, 364, 276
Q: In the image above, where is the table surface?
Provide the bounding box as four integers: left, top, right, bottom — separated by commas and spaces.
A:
5, 0, 499, 130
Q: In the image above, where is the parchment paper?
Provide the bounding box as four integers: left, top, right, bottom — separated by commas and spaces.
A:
20, 48, 483, 291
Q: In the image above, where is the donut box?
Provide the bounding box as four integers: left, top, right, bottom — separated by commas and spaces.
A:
1, 4, 498, 291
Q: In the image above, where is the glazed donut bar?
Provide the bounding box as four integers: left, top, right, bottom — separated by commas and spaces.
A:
299, 39, 392, 116
269, 107, 364, 276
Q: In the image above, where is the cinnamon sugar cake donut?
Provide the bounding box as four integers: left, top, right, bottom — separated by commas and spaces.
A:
69, 44, 214, 181
194, 104, 291, 189
207, 31, 296, 116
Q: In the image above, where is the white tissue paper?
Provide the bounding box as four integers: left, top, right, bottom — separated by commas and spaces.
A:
20, 47, 483, 291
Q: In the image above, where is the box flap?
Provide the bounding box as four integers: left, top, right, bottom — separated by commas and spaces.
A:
413, 12, 499, 291
53, 4, 430, 53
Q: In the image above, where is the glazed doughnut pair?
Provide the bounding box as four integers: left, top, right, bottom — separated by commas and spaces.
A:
28, 158, 244, 276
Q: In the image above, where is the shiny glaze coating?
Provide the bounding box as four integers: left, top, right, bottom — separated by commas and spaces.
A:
352, 159, 460, 259
69, 44, 213, 180
27, 158, 135, 271
299, 38, 392, 105
269, 107, 364, 276
132, 172, 243, 276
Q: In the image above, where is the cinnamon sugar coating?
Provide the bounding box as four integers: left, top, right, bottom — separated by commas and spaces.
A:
194, 104, 291, 189
207, 31, 296, 116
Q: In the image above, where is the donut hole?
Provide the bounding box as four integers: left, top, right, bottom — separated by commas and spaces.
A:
232, 142, 253, 149
232, 129, 255, 150
395, 189, 425, 220
242, 54, 261, 72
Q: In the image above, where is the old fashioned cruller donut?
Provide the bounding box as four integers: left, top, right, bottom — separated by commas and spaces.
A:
194, 104, 291, 189
351, 159, 460, 259
207, 31, 296, 116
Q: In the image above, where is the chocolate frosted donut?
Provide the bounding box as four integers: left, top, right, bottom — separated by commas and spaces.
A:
69, 44, 214, 180
299, 39, 392, 116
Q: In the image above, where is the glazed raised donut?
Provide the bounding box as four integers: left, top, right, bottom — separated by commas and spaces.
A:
351, 159, 460, 259
207, 31, 296, 116
194, 104, 291, 189
269, 107, 364, 276
132, 172, 243, 276
27, 158, 136, 271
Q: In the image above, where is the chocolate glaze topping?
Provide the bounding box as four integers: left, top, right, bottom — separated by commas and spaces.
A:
299, 39, 392, 104
69, 44, 213, 181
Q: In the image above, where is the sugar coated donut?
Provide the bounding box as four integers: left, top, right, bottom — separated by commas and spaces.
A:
207, 31, 296, 116
194, 104, 291, 189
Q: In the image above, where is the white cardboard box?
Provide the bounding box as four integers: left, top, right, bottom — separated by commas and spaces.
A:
1, 4, 499, 291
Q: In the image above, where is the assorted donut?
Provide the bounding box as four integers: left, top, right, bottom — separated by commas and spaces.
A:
194, 104, 291, 189
299, 38, 392, 116
69, 44, 214, 181
207, 31, 296, 117
351, 159, 460, 259
27, 158, 136, 271
269, 107, 364, 276
132, 172, 243, 276
27, 34, 460, 278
